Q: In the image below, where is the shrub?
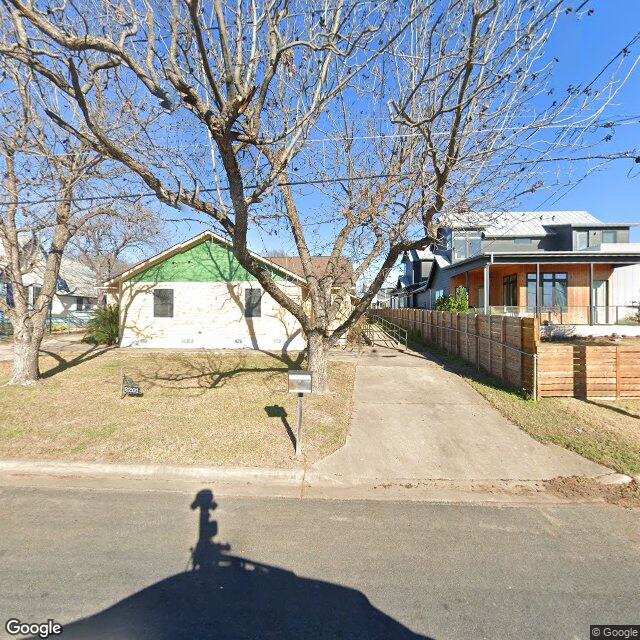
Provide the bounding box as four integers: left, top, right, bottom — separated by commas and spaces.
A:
434, 286, 469, 313
83, 304, 120, 345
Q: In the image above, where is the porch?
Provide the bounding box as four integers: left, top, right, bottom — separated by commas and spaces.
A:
450, 260, 640, 327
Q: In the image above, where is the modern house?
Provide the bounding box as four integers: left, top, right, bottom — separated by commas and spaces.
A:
0, 237, 98, 317
104, 231, 354, 351
391, 211, 640, 332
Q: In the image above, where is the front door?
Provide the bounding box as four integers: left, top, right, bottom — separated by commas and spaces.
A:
592, 280, 608, 324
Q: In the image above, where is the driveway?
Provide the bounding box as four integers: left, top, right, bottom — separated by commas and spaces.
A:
314, 348, 608, 481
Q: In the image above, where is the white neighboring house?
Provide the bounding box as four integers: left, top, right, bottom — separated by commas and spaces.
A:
0, 237, 98, 318
104, 231, 355, 351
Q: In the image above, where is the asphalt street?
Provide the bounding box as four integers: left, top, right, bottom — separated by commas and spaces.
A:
0, 480, 638, 640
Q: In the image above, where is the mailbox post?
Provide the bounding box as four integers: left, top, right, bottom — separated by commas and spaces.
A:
288, 370, 313, 458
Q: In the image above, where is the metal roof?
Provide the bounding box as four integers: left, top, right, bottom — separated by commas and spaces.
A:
444, 211, 601, 237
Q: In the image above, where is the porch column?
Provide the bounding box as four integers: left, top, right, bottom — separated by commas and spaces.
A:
483, 263, 490, 315
588, 262, 594, 326
536, 263, 540, 317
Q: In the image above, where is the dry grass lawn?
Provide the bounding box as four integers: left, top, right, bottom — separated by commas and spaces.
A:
0, 347, 355, 468
467, 380, 640, 476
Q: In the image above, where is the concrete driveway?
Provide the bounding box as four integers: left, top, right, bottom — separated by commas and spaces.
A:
314, 348, 609, 482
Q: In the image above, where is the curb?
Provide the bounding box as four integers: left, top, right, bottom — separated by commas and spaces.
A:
0, 460, 304, 483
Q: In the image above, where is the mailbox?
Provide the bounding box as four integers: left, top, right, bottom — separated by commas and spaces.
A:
288, 370, 313, 394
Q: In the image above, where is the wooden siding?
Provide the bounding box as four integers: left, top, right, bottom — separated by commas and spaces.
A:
451, 263, 614, 310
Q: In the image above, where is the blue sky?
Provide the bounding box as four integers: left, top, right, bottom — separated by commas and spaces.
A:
160, 1, 640, 254
519, 0, 640, 239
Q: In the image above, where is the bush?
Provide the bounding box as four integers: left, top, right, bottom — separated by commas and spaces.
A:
83, 304, 120, 345
434, 286, 469, 313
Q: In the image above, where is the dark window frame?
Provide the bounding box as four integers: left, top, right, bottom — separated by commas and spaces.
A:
541, 272, 568, 310
526, 273, 537, 311
575, 230, 589, 250
153, 288, 174, 318
503, 274, 518, 307
244, 288, 262, 318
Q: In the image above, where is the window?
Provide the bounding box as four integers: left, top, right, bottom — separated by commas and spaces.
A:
527, 273, 537, 311
477, 286, 484, 310
244, 288, 262, 318
453, 237, 467, 261
452, 232, 481, 261
575, 231, 589, 250
153, 289, 174, 318
541, 273, 568, 310
76, 296, 84, 311
602, 230, 617, 244
514, 238, 532, 245
503, 274, 518, 307
5, 282, 14, 308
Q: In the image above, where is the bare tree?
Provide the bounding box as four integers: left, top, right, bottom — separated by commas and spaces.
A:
70, 204, 168, 291
2, 0, 636, 391
0, 59, 146, 385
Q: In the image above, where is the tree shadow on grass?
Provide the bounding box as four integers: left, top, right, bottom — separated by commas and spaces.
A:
39, 345, 115, 379
583, 398, 640, 420
135, 350, 305, 393
33, 489, 432, 640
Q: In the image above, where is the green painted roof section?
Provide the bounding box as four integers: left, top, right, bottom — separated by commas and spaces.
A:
132, 239, 287, 283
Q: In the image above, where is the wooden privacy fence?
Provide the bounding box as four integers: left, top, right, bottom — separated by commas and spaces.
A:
371, 308, 640, 399
537, 344, 640, 398
372, 308, 539, 398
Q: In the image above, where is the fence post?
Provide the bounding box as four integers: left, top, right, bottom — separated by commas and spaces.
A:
533, 354, 538, 402
476, 315, 480, 371
616, 346, 621, 399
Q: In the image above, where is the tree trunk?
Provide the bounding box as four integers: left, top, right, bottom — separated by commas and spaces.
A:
9, 325, 42, 386
307, 331, 330, 394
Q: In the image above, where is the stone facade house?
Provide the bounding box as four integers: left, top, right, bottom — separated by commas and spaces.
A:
104, 231, 354, 351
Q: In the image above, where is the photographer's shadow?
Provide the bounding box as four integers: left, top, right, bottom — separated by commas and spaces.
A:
39, 489, 432, 639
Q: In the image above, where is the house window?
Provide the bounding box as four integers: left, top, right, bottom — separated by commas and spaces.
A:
575, 231, 589, 250
541, 273, 568, 310
453, 237, 466, 261
5, 282, 14, 308
503, 274, 518, 307
602, 230, 617, 244
76, 296, 84, 311
244, 288, 262, 318
527, 273, 537, 311
477, 286, 484, 310
452, 232, 482, 261
153, 289, 174, 317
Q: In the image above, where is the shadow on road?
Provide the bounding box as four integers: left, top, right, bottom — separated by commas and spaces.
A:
34, 488, 431, 640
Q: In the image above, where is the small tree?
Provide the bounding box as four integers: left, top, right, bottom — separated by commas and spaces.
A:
435, 287, 469, 313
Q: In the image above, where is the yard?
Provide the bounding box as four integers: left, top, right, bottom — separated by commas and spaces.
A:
0, 347, 355, 468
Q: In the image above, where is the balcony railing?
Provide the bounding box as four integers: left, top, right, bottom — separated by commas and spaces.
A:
479, 305, 640, 326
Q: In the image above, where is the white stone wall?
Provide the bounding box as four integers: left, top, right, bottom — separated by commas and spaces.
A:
117, 280, 306, 351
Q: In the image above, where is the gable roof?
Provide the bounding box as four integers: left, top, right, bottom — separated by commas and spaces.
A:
444, 211, 601, 238
268, 255, 354, 287
0, 235, 97, 298
103, 231, 307, 286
